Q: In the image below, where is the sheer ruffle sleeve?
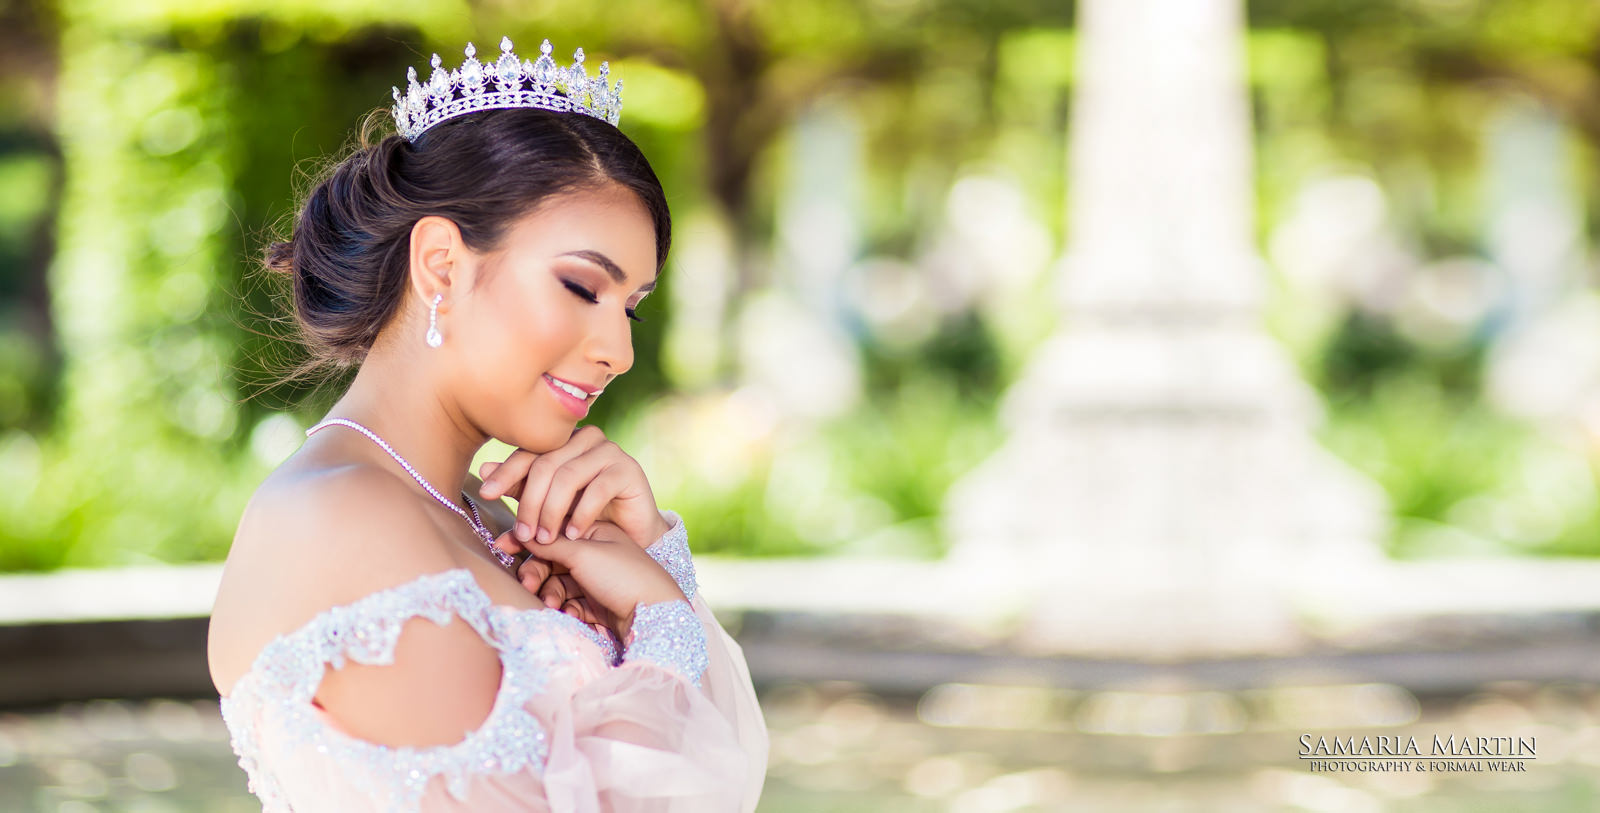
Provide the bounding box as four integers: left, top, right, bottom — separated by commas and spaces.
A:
534, 509, 769, 811
639, 509, 769, 796
218, 509, 768, 813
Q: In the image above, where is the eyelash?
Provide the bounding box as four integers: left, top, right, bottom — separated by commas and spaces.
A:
563, 280, 645, 323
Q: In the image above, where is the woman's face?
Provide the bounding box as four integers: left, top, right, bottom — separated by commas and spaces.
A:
445, 183, 658, 453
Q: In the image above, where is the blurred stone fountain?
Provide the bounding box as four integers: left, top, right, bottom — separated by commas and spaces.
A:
943, 0, 1388, 655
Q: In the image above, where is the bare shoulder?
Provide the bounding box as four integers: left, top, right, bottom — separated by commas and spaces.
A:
207, 463, 469, 695
211, 463, 525, 747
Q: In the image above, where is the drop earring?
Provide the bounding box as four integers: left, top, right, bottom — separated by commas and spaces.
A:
425, 293, 443, 348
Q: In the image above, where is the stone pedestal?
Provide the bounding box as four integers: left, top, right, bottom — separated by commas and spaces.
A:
942, 0, 1388, 656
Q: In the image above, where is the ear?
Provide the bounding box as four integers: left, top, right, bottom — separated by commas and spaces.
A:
407, 215, 465, 307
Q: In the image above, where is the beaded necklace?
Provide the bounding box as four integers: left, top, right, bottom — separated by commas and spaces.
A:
305, 417, 517, 568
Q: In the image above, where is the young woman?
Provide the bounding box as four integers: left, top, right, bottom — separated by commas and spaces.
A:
206, 37, 768, 811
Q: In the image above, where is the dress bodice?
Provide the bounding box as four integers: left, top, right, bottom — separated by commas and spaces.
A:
216, 510, 767, 813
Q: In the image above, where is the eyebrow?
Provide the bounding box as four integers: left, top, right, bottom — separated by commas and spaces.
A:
558, 250, 656, 293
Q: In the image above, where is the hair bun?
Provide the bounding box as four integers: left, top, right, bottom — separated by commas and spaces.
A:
259, 106, 670, 379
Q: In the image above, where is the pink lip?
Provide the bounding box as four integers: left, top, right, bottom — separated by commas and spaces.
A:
544, 374, 591, 419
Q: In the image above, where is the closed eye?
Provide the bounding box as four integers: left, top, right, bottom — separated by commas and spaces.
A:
565, 279, 646, 323
561, 280, 599, 303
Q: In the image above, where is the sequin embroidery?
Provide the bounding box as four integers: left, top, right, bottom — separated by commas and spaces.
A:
645, 509, 697, 600
623, 600, 709, 687
218, 507, 713, 810
218, 570, 598, 811
545, 605, 621, 666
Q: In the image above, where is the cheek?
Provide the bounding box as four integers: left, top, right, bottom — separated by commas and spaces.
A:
466, 286, 579, 388
460, 293, 584, 452
525, 297, 578, 350
519, 301, 581, 376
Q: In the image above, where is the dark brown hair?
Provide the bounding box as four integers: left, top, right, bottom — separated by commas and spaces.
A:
264, 106, 670, 377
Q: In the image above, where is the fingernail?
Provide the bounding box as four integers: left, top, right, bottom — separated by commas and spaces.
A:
482, 484, 500, 498
566, 524, 580, 540
536, 526, 552, 544
515, 523, 532, 542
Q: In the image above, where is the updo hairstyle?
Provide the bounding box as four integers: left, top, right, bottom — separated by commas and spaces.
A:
265, 107, 670, 373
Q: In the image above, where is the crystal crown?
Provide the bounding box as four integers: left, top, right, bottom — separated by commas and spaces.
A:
391, 36, 623, 141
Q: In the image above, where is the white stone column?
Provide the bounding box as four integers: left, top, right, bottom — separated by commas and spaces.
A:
942, 0, 1388, 655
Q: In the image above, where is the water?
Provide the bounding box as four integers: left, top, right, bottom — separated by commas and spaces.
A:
1, 683, 1596, 812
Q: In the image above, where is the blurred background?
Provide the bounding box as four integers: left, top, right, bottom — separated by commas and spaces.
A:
2, 0, 1600, 810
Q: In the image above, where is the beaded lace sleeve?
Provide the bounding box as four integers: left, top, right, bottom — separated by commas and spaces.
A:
217, 571, 587, 812
217, 558, 767, 811
621, 600, 709, 687
644, 509, 696, 600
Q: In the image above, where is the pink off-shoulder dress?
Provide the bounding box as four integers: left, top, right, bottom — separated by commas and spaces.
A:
217, 510, 768, 812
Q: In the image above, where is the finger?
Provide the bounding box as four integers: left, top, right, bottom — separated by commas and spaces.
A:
538, 466, 594, 544
520, 561, 553, 594
590, 602, 618, 633
556, 594, 598, 626
515, 554, 550, 588
581, 520, 630, 544
538, 575, 570, 610
492, 529, 525, 556
479, 455, 521, 498
493, 452, 541, 503
562, 599, 590, 622
479, 448, 537, 502
540, 574, 586, 612
515, 427, 609, 544
525, 554, 570, 589
517, 430, 609, 543
554, 574, 584, 602
478, 462, 524, 501
565, 467, 629, 542
522, 533, 590, 572
536, 444, 624, 544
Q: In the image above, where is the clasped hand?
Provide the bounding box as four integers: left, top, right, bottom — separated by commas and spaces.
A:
474, 425, 681, 641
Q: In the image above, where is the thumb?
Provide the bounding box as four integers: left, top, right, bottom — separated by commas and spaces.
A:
479, 461, 500, 480
528, 535, 587, 569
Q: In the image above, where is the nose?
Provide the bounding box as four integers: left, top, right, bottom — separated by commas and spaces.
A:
586, 305, 634, 376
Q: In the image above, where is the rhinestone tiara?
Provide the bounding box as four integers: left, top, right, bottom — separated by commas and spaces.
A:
391, 36, 622, 141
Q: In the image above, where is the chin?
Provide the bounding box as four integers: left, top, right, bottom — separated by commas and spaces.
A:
508, 422, 575, 454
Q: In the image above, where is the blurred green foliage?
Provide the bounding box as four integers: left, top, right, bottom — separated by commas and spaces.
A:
612, 372, 1001, 559
0, 0, 1598, 571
